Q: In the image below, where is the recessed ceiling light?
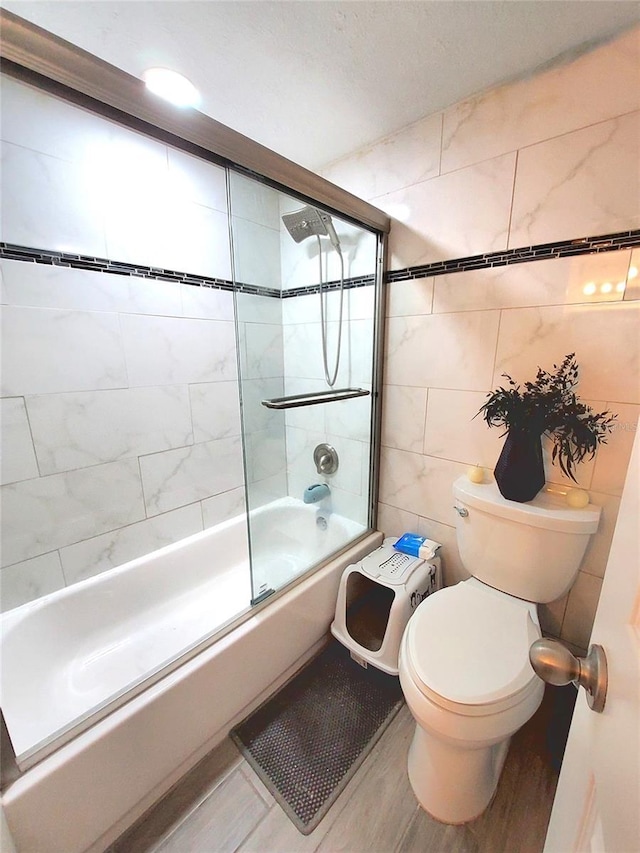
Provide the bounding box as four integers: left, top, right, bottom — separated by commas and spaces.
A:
143, 68, 200, 108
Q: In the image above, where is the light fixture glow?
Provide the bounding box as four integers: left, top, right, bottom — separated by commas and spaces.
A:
583, 282, 597, 296
143, 68, 200, 108
600, 282, 613, 294
616, 281, 626, 293
628, 266, 638, 280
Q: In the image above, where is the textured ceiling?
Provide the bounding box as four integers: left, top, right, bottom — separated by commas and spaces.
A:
4, 1, 639, 169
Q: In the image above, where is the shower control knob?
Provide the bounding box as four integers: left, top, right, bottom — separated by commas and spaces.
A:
529, 638, 608, 713
313, 443, 339, 475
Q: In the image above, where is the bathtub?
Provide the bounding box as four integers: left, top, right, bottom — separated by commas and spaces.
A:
1, 497, 380, 853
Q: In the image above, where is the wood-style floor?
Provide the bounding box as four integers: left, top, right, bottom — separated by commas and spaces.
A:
108, 685, 575, 853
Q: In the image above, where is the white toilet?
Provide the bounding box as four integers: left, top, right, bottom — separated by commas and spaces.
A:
398, 475, 600, 825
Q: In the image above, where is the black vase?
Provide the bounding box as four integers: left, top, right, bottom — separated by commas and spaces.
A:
494, 429, 545, 503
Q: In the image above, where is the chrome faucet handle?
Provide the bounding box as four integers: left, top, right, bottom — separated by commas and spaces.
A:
529, 638, 608, 713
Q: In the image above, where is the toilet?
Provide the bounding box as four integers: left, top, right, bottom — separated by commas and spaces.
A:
398, 475, 600, 825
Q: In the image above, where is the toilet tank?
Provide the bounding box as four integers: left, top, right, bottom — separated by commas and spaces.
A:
452, 477, 601, 603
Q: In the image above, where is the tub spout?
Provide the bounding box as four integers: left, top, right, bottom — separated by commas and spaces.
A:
303, 483, 330, 504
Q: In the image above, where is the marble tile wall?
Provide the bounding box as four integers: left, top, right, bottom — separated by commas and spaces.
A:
322, 26, 640, 649
0, 78, 380, 610
281, 285, 376, 525
0, 76, 247, 610
0, 258, 245, 608
240, 180, 380, 524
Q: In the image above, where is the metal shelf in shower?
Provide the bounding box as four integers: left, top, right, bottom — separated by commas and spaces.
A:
261, 388, 370, 410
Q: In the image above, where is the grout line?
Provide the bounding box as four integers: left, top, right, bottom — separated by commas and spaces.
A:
505, 148, 519, 250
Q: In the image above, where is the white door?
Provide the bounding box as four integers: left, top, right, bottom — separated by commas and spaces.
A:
544, 427, 640, 852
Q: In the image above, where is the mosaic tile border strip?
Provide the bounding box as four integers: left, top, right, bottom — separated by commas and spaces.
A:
0, 242, 373, 299
282, 274, 375, 298
0, 243, 281, 299
385, 229, 640, 283
3, 228, 638, 299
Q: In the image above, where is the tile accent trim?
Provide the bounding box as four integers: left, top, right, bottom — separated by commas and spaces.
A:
385, 229, 640, 283
3, 228, 638, 299
0, 242, 374, 299
0, 242, 281, 298
282, 274, 375, 298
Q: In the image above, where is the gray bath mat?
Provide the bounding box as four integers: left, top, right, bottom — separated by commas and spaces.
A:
230, 640, 404, 834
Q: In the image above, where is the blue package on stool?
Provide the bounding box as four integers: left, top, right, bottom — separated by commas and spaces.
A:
394, 533, 426, 557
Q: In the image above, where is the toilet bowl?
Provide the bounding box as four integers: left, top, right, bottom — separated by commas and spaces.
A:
398, 476, 600, 824
399, 579, 544, 823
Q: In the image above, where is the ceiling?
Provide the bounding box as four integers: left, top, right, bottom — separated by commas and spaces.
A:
4, 1, 639, 170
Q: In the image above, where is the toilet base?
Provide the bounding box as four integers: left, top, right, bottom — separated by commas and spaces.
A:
407, 723, 511, 824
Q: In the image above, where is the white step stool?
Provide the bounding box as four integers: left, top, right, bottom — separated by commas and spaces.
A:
331, 537, 441, 675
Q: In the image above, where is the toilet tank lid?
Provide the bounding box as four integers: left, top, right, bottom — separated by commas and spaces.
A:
453, 477, 600, 533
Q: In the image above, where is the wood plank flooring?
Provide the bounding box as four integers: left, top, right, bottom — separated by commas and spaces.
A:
108, 685, 575, 853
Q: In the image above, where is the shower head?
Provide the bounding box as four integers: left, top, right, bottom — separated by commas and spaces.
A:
282, 205, 341, 252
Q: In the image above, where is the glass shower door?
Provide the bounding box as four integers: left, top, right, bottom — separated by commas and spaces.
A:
229, 171, 380, 603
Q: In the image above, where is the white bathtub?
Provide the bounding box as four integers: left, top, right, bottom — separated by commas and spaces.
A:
1, 497, 379, 853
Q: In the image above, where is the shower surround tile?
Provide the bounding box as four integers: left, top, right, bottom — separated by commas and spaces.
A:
238, 293, 282, 325
561, 571, 603, 650
381, 385, 428, 453
0, 397, 39, 485
590, 403, 640, 496
231, 174, 282, 230
415, 516, 469, 587
384, 311, 500, 390
0, 73, 112, 164
578, 491, 622, 580
26, 386, 193, 475
376, 502, 420, 540
322, 112, 442, 200
181, 284, 234, 321
189, 382, 242, 443
423, 389, 503, 468
327, 391, 372, 445
509, 111, 640, 248
140, 437, 244, 517
0, 258, 188, 317
441, 26, 640, 175
379, 448, 468, 526
202, 488, 246, 529
228, 217, 280, 289
279, 216, 376, 291
1, 459, 145, 567
1, 305, 128, 397
1, 258, 129, 312
246, 428, 287, 484
105, 197, 232, 281
386, 276, 433, 318
432, 251, 632, 314
315, 27, 640, 652
374, 152, 515, 269
0, 551, 66, 612
242, 378, 285, 433
167, 148, 228, 214
121, 314, 238, 387
283, 323, 324, 381
59, 504, 204, 585
0, 141, 108, 257
334, 319, 375, 387
493, 302, 640, 405
242, 323, 284, 380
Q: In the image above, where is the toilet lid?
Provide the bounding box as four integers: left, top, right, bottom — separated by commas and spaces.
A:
405, 582, 539, 707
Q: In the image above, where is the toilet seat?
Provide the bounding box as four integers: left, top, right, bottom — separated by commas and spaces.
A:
404, 581, 541, 717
